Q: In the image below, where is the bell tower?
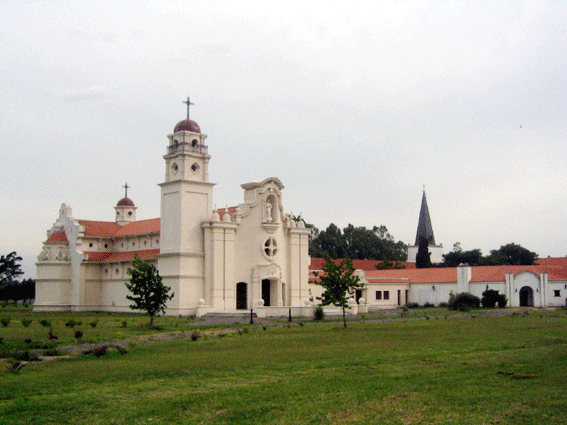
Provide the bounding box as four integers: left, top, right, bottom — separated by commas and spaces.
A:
114, 183, 137, 226
158, 98, 215, 314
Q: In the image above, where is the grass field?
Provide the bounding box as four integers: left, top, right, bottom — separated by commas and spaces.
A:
1, 306, 566, 424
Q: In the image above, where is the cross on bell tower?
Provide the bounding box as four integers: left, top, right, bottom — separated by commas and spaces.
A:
123, 182, 130, 198
182, 97, 194, 120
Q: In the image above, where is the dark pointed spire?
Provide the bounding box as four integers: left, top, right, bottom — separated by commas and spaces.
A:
415, 189, 436, 246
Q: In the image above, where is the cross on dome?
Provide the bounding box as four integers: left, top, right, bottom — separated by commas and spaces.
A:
123, 182, 130, 198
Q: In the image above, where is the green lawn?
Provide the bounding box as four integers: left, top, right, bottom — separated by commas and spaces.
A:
1, 307, 566, 424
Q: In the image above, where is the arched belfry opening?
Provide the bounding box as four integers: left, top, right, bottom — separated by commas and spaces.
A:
519, 286, 534, 307
236, 282, 247, 310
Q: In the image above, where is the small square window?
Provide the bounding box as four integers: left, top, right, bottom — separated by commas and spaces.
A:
554, 290, 561, 297
376, 291, 382, 300
384, 291, 390, 300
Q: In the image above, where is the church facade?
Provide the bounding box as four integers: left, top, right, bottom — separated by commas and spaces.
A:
35, 109, 311, 316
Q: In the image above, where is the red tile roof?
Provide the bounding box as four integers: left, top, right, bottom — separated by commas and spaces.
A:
77, 218, 160, 238
113, 219, 160, 237
365, 267, 457, 284
85, 249, 159, 262
78, 220, 121, 237
47, 232, 67, 242
311, 257, 567, 284
85, 252, 114, 261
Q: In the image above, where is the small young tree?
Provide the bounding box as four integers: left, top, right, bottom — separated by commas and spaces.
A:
311, 253, 362, 329
125, 255, 173, 326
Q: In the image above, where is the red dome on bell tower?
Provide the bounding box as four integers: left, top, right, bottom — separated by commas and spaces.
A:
173, 119, 201, 133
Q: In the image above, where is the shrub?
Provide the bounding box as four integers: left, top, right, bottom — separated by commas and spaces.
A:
120, 320, 128, 328
1, 317, 10, 327
313, 305, 324, 321
24, 338, 32, 344
438, 302, 448, 308
406, 302, 420, 309
65, 319, 77, 328
497, 294, 507, 308
481, 289, 500, 308
42, 348, 61, 357
93, 345, 109, 357
74, 330, 84, 339
89, 320, 98, 328
13, 350, 40, 362
22, 319, 32, 327
47, 329, 58, 340
191, 331, 201, 341
448, 292, 456, 309
449, 292, 480, 311
423, 302, 434, 308
39, 319, 51, 327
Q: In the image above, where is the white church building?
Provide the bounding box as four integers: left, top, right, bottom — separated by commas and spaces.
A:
35, 103, 312, 316
36, 101, 567, 316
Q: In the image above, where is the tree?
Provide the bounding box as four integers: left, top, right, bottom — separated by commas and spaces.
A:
0, 252, 23, 286
442, 248, 483, 267
309, 223, 407, 261
415, 237, 432, 268
125, 255, 174, 326
311, 253, 362, 329
441, 242, 538, 268
0, 252, 28, 303
0, 278, 35, 303
484, 243, 538, 266
310, 223, 347, 259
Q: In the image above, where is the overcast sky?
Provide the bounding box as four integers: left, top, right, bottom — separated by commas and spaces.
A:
1, 1, 566, 279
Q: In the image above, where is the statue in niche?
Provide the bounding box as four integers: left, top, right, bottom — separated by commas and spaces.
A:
265, 200, 273, 222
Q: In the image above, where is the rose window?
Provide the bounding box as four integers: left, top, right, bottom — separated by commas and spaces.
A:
264, 237, 278, 258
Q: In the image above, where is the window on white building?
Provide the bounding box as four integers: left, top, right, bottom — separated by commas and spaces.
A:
376, 291, 382, 300
384, 291, 390, 300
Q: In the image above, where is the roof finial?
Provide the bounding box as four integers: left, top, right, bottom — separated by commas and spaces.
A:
123, 182, 130, 198
423, 184, 425, 192
182, 96, 194, 120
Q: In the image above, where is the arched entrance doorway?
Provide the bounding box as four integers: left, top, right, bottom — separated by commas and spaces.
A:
236, 282, 247, 310
262, 279, 272, 306
519, 286, 534, 307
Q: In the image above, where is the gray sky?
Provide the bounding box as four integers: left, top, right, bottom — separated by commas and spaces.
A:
1, 1, 566, 279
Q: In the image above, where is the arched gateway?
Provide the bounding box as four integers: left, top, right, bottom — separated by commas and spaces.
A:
519, 286, 534, 307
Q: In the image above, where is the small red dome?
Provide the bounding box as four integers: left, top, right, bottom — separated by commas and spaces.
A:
174, 119, 201, 133
117, 197, 135, 207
